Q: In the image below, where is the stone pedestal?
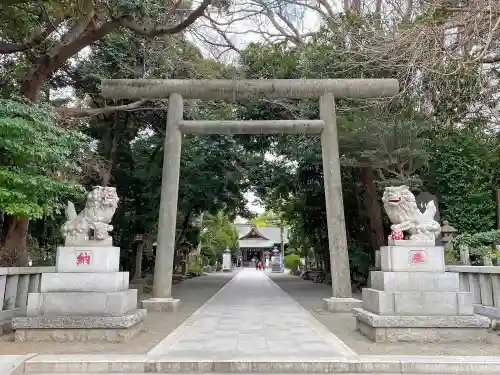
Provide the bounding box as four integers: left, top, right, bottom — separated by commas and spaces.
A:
12, 246, 146, 342
354, 245, 490, 343
142, 297, 181, 312
323, 297, 362, 312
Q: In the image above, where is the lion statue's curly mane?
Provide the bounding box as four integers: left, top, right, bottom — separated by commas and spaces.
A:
61, 186, 119, 246
382, 185, 441, 241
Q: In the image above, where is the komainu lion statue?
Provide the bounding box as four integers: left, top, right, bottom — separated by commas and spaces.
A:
61, 186, 119, 246
382, 186, 441, 241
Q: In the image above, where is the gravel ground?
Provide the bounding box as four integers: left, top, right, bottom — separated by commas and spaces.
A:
0, 272, 235, 355
269, 273, 500, 356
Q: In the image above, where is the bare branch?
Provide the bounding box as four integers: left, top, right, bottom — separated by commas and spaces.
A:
120, 0, 212, 37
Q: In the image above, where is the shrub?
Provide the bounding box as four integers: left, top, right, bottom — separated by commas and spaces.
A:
284, 254, 301, 274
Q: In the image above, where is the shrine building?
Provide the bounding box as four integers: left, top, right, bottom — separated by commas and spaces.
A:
235, 223, 289, 267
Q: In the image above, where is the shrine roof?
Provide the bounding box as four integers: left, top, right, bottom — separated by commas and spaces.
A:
235, 223, 289, 248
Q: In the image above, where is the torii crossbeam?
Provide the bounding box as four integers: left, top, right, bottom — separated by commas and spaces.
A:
101, 78, 399, 312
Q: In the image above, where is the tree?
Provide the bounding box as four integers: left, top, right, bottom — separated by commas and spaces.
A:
0, 0, 214, 101
200, 211, 239, 265
59, 26, 260, 274
423, 129, 500, 233
0, 0, 219, 258
0, 99, 86, 264
249, 211, 280, 227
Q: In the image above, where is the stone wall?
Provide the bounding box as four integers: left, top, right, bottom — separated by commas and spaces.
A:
0, 266, 54, 333
447, 265, 500, 318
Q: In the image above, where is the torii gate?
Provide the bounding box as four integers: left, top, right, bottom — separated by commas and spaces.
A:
101, 78, 399, 312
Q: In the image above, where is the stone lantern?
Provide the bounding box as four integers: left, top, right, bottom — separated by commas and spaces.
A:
440, 220, 457, 246
441, 220, 468, 265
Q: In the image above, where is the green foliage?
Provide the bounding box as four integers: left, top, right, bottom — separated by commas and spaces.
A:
189, 263, 201, 273
0, 99, 85, 218
69, 31, 258, 261
200, 212, 239, 261
249, 211, 280, 227
284, 254, 301, 273
423, 130, 500, 233
452, 230, 500, 258
444, 244, 460, 265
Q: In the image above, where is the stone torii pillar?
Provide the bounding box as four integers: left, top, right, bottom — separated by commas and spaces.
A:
101, 78, 399, 312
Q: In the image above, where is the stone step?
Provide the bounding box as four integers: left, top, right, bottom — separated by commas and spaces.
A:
22, 354, 500, 374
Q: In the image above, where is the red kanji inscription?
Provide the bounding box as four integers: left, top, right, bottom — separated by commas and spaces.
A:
410, 251, 425, 263
76, 252, 91, 265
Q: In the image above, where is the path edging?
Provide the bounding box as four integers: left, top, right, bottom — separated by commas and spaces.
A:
23, 354, 500, 373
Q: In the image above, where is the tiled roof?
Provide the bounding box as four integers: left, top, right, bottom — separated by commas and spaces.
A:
235, 223, 289, 248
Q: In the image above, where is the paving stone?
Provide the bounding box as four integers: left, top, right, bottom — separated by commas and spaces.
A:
148, 269, 357, 359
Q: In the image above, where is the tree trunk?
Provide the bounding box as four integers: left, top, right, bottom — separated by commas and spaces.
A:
174, 210, 192, 249
360, 167, 385, 252
0, 216, 30, 266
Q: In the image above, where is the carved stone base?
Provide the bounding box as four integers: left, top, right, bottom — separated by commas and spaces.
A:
354, 308, 490, 343
12, 309, 146, 342
356, 318, 490, 343
15, 323, 142, 343
142, 298, 181, 312
323, 297, 362, 312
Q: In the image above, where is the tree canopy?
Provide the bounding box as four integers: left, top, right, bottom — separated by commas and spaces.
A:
0, 0, 499, 278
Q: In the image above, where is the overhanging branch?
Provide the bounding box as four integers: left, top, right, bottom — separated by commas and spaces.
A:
0, 14, 65, 54
55, 100, 148, 118
119, 0, 212, 37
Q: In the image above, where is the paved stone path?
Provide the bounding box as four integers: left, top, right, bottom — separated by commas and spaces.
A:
0, 354, 32, 374
148, 269, 356, 360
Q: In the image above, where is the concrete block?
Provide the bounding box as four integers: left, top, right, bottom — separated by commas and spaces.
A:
370, 271, 459, 292
354, 307, 491, 342
26, 289, 137, 317
0, 275, 6, 310
142, 297, 180, 312
353, 307, 490, 328
362, 288, 394, 315
474, 304, 500, 319
456, 292, 474, 315
24, 354, 147, 373
322, 297, 362, 312
20, 354, 500, 374
40, 272, 129, 292
381, 245, 445, 272
397, 355, 500, 374
4, 275, 19, 310
15, 322, 143, 343
12, 309, 146, 329
55, 246, 120, 273
15, 274, 30, 308
356, 318, 491, 343
393, 291, 474, 316
27, 273, 41, 293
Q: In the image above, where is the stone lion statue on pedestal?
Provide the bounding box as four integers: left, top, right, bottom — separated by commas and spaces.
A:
61, 186, 119, 246
382, 185, 441, 241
